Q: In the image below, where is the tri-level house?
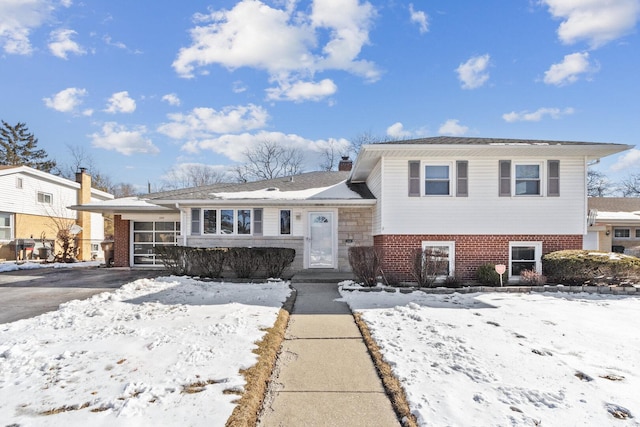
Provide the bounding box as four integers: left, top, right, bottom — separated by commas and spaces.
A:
73, 137, 630, 282
0, 166, 113, 261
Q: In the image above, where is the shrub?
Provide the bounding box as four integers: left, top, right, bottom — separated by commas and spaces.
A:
412, 248, 449, 288
191, 248, 227, 278
442, 275, 464, 288
154, 246, 189, 275
348, 246, 382, 287
227, 247, 261, 278
261, 247, 296, 278
476, 263, 508, 286
543, 250, 640, 285
519, 269, 547, 286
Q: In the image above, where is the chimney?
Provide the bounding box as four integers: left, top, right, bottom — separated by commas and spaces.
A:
75, 168, 92, 261
338, 156, 352, 172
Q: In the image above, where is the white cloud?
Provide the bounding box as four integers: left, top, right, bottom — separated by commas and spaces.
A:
48, 28, 85, 59
456, 54, 490, 89
157, 104, 269, 141
0, 0, 54, 54
266, 78, 337, 102
162, 93, 181, 106
502, 107, 575, 122
438, 119, 469, 136
409, 4, 429, 34
43, 87, 87, 113
104, 91, 136, 114
232, 81, 247, 93
172, 0, 380, 95
541, 0, 640, 48
611, 148, 640, 172
90, 122, 159, 156
386, 122, 413, 139
543, 52, 596, 86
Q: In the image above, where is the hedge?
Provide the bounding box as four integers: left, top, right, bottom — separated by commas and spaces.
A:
542, 250, 640, 285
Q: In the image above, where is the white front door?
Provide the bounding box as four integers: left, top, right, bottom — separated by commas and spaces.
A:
308, 212, 335, 268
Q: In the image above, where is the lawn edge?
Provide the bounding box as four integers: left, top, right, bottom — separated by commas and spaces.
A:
354, 312, 419, 427
225, 286, 296, 427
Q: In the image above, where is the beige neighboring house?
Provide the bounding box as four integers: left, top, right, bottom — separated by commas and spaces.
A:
0, 165, 114, 261
586, 197, 640, 255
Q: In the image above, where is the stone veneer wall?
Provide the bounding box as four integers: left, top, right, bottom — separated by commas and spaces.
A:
374, 234, 583, 282
337, 207, 374, 272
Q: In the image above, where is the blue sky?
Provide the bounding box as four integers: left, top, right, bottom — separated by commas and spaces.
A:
1, 0, 639, 191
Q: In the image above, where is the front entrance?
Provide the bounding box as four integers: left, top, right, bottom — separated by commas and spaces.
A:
308, 212, 335, 268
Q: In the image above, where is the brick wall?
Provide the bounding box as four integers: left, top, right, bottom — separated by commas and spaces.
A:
374, 234, 583, 282
113, 215, 130, 267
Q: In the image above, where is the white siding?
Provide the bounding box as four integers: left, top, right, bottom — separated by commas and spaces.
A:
366, 159, 383, 234
0, 171, 77, 219
379, 157, 586, 235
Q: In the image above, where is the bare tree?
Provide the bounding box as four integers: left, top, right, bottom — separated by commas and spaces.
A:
160, 164, 228, 190
621, 174, 640, 197
587, 168, 614, 197
235, 140, 304, 182
59, 144, 116, 193
318, 140, 343, 171
348, 131, 388, 159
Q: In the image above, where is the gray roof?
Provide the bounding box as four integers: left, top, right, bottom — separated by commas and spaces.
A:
149, 171, 353, 201
379, 136, 619, 146
588, 197, 640, 212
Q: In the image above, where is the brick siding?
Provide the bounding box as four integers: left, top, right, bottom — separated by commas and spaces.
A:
374, 234, 583, 282
113, 215, 130, 267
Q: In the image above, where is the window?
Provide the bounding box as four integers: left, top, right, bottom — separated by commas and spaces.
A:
280, 210, 291, 235
191, 208, 201, 235
254, 209, 263, 236
37, 191, 52, 204
0, 212, 12, 240
16, 177, 23, 189
636, 229, 640, 238
614, 228, 630, 238
237, 209, 251, 234
421, 241, 455, 277
221, 209, 234, 234
424, 165, 450, 195
204, 209, 217, 234
509, 242, 542, 277
456, 161, 468, 197
547, 160, 560, 196
408, 161, 420, 197
515, 164, 541, 195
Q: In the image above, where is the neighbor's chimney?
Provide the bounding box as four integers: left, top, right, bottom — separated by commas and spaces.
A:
338, 156, 352, 172
75, 167, 92, 261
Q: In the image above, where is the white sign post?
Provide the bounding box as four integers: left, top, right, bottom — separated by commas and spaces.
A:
495, 264, 506, 287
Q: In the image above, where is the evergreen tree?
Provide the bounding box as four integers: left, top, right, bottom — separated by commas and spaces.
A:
0, 121, 57, 172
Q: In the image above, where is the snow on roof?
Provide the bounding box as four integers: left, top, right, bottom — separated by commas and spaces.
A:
596, 211, 640, 221
210, 181, 362, 200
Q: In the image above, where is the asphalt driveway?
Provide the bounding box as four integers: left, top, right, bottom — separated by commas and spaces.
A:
0, 267, 164, 324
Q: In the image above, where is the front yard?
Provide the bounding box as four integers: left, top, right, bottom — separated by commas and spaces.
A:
340, 289, 640, 426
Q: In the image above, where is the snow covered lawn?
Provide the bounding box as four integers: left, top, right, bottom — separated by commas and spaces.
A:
0, 276, 290, 426
340, 289, 640, 426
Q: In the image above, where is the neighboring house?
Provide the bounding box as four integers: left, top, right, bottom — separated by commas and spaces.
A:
585, 197, 640, 255
0, 166, 114, 261
72, 137, 630, 282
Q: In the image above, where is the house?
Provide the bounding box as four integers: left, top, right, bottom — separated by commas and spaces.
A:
0, 166, 114, 261
72, 137, 630, 282
585, 197, 640, 255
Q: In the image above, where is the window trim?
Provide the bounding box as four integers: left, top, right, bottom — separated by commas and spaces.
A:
613, 228, 631, 239
279, 209, 292, 235
423, 163, 452, 196
0, 212, 13, 241
196, 208, 255, 236
37, 191, 53, 204
16, 177, 23, 189
509, 241, 542, 279
514, 162, 542, 196
421, 241, 455, 278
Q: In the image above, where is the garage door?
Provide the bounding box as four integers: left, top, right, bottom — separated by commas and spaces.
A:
132, 221, 180, 266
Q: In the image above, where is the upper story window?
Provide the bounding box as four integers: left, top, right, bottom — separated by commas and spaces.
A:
37, 191, 52, 204
499, 160, 559, 197
515, 164, 541, 195
16, 177, 23, 189
424, 165, 450, 196
409, 161, 468, 197
0, 212, 13, 240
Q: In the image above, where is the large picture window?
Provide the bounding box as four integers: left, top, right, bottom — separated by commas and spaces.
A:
424, 165, 450, 195
196, 209, 256, 235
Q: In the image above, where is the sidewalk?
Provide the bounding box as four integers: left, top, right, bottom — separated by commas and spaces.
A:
258, 282, 400, 427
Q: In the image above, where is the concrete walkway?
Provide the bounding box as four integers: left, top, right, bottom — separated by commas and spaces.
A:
258, 282, 400, 427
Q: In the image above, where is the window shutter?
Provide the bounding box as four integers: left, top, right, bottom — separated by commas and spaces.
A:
456, 161, 468, 197
254, 208, 263, 236
499, 160, 511, 197
191, 208, 201, 235
408, 161, 420, 197
547, 160, 560, 196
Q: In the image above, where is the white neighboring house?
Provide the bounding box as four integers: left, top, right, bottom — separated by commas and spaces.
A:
585, 197, 640, 255
0, 165, 114, 261
73, 137, 630, 282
